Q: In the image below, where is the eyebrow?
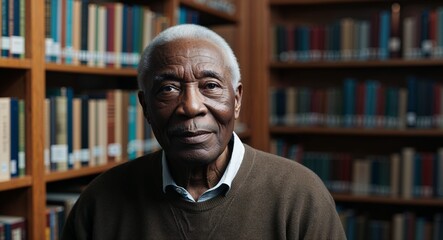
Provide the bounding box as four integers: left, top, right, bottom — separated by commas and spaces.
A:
199, 70, 223, 80
153, 72, 181, 82
153, 70, 223, 82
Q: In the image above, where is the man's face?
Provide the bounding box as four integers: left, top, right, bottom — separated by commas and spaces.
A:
139, 38, 242, 166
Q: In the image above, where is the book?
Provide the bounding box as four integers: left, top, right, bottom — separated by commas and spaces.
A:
18, 99, 25, 176
0, 215, 26, 240
0, 98, 11, 181
1, 0, 9, 57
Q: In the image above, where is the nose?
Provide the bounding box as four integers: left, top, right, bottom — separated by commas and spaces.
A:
177, 85, 207, 117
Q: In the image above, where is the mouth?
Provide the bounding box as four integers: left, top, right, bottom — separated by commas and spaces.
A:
171, 130, 213, 144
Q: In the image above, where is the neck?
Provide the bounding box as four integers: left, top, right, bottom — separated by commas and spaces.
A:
168, 144, 232, 201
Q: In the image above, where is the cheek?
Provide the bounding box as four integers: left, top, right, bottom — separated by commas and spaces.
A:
206, 98, 236, 125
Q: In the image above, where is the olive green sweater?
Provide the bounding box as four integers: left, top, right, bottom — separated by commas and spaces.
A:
62, 145, 346, 240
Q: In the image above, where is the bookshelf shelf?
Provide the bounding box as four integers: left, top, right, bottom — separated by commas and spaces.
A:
0, 58, 32, 69
270, 126, 443, 137
0, 177, 33, 191
333, 193, 443, 207
45, 63, 138, 76
270, 59, 443, 69
180, 0, 238, 24
45, 162, 124, 183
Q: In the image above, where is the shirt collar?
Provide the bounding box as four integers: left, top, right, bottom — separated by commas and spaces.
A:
162, 132, 245, 196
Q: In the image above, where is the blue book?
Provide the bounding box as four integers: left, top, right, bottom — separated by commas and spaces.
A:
65, 0, 74, 64
127, 92, 137, 160
421, 9, 431, 58
379, 10, 390, 60
1, 0, 9, 57
413, 153, 422, 197
9, 98, 19, 178
406, 76, 417, 128
275, 88, 286, 125
49, 97, 57, 170
343, 78, 356, 127
10, 0, 21, 58
80, 0, 88, 64
50, 0, 58, 62
132, 6, 141, 68
299, 26, 310, 61
179, 6, 186, 24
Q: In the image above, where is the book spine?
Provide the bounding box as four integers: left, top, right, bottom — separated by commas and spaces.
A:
18, 99, 25, 176
79, 0, 88, 64
9, 98, 18, 178
0, 98, 11, 181
1, 0, 9, 57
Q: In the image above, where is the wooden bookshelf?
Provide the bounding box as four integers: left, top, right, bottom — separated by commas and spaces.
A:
270, 126, 443, 137
0, 59, 32, 69
45, 162, 123, 183
250, 0, 443, 236
0, 0, 251, 239
45, 63, 138, 76
0, 177, 33, 192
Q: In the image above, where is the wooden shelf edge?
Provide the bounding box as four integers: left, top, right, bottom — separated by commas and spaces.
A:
45, 63, 138, 76
180, 0, 238, 23
0, 176, 33, 191
0, 58, 32, 69
45, 161, 125, 183
333, 193, 443, 207
270, 126, 443, 137
270, 59, 443, 69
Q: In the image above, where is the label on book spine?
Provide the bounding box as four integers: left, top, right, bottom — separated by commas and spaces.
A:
80, 149, 90, 162
19, 152, 25, 168
10, 36, 24, 54
2, 37, 10, 51
108, 143, 121, 157
51, 144, 68, 162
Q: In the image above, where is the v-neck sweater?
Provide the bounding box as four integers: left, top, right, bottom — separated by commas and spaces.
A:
62, 144, 346, 240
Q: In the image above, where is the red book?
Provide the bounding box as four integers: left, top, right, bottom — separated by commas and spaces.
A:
106, 4, 115, 67
107, 90, 116, 162
421, 152, 434, 198
430, 9, 437, 55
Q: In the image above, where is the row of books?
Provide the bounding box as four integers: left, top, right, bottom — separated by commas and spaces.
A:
0, 0, 26, 59
45, 192, 80, 240
269, 76, 443, 129
0, 215, 26, 240
44, 0, 169, 68
273, 7, 443, 62
0, 98, 25, 182
178, 6, 200, 24
338, 209, 443, 240
44, 87, 161, 172
271, 139, 443, 199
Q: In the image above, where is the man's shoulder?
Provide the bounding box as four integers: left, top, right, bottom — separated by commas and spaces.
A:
81, 151, 163, 196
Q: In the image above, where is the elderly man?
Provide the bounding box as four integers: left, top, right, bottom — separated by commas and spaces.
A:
62, 24, 346, 239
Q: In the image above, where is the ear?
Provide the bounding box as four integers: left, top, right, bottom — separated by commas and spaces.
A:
138, 90, 150, 124
234, 82, 243, 119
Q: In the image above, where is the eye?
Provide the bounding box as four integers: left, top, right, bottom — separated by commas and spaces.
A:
159, 85, 178, 92
205, 82, 219, 90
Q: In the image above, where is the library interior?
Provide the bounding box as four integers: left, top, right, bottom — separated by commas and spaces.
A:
0, 0, 443, 239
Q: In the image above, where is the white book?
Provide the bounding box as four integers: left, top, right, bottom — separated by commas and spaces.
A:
392, 213, 404, 240
0, 98, 11, 181
87, 4, 97, 66
88, 100, 97, 166
114, 3, 123, 68
96, 5, 106, 67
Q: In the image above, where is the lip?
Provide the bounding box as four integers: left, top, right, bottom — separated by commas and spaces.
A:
172, 130, 213, 144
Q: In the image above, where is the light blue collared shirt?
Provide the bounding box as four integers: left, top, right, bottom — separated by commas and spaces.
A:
162, 132, 245, 202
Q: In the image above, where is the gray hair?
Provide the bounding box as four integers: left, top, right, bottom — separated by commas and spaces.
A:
137, 24, 241, 91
